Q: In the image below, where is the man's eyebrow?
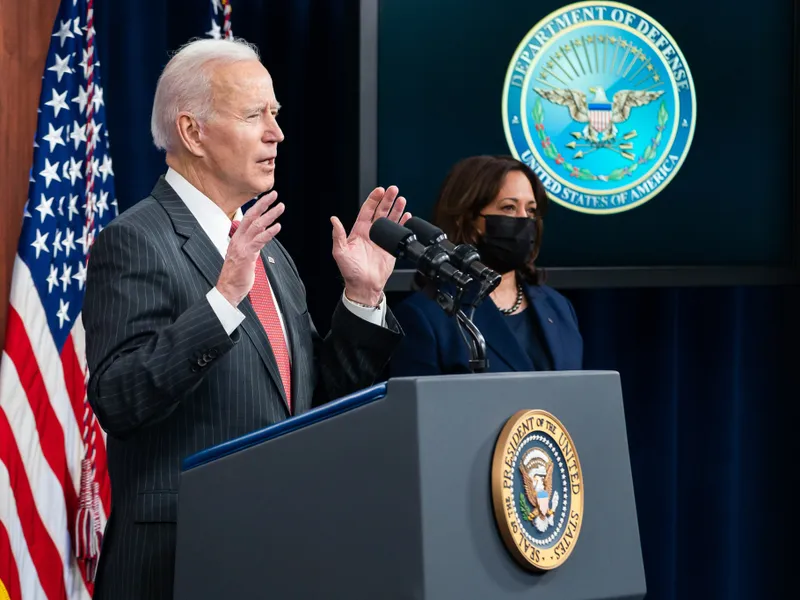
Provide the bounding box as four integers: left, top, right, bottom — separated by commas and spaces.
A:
244, 102, 281, 114
243, 104, 265, 114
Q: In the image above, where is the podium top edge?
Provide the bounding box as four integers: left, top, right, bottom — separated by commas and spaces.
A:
180, 382, 388, 472
179, 371, 620, 472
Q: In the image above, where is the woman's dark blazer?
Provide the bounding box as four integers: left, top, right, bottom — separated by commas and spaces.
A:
388, 283, 583, 376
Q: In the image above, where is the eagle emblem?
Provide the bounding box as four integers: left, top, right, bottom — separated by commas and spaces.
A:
492, 409, 584, 571
533, 86, 664, 145
519, 447, 559, 533
502, 2, 696, 214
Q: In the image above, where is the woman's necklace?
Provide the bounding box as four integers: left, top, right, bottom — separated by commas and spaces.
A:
497, 283, 524, 315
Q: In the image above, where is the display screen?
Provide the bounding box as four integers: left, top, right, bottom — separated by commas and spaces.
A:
376, 0, 795, 268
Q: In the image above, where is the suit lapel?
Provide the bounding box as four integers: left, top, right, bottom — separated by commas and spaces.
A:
471, 299, 533, 372
152, 177, 290, 416
181, 230, 223, 289
152, 177, 224, 289
525, 285, 565, 370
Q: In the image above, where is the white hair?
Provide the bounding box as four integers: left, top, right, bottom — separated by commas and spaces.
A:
150, 38, 260, 152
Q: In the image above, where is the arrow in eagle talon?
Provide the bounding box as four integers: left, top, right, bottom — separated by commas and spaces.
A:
606, 146, 636, 161
573, 148, 599, 159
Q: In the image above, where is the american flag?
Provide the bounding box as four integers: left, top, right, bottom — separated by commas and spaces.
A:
207, 0, 233, 40
0, 0, 115, 598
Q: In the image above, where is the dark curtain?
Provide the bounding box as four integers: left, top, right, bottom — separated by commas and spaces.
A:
94, 2, 794, 599
562, 284, 795, 600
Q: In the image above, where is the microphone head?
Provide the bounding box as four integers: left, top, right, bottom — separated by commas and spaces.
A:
439, 262, 473, 289
405, 216, 446, 245
369, 217, 416, 256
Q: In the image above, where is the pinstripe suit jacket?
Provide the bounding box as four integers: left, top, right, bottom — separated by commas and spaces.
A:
84, 177, 401, 599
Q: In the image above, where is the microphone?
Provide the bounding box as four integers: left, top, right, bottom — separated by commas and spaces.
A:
404, 217, 501, 291
369, 217, 473, 289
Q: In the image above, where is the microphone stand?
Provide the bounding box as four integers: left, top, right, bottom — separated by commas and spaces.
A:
455, 309, 488, 373
413, 273, 489, 374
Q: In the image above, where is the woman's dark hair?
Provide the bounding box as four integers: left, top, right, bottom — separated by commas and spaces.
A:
432, 154, 549, 284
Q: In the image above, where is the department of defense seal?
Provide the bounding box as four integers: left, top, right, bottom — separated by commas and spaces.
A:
491, 409, 584, 571
502, 1, 696, 214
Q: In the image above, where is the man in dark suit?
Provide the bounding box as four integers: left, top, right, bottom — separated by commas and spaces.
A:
84, 37, 409, 599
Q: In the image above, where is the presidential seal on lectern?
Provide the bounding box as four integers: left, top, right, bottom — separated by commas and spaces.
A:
492, 409, 584, 570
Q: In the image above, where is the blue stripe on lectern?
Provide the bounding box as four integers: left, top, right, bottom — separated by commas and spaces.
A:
181, 382, 388, 471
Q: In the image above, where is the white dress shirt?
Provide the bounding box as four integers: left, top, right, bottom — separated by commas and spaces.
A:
164, 168, 386, 352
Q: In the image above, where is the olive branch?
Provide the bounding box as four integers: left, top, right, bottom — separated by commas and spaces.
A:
531, 99, 669, 182
520, 493, 536, 522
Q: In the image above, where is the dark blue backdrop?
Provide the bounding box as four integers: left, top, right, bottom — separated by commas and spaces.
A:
95, 2, 794, 598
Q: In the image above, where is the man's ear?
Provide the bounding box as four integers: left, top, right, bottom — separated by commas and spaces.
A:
175, 112, 205, 157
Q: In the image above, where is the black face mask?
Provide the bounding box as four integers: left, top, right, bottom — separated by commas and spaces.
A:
476, 215, 537, 274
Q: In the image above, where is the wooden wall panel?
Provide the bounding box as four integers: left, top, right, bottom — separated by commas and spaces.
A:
0, 0, 61, 345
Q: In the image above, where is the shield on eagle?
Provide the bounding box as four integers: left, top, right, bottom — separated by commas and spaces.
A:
588, 101, 612, 134
536, 488, 550, 515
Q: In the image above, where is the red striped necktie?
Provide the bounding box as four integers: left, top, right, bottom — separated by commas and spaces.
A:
229, 221, 292, 410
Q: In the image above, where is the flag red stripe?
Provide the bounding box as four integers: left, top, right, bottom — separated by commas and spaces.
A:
5, 308, 79, 528
4, 309, 94, 594
60, 334, 110, 516
0, 521, 22, 600
0, 409, 65, 600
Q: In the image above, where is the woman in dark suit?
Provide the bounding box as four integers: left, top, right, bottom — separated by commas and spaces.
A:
389, 155, 583, 376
